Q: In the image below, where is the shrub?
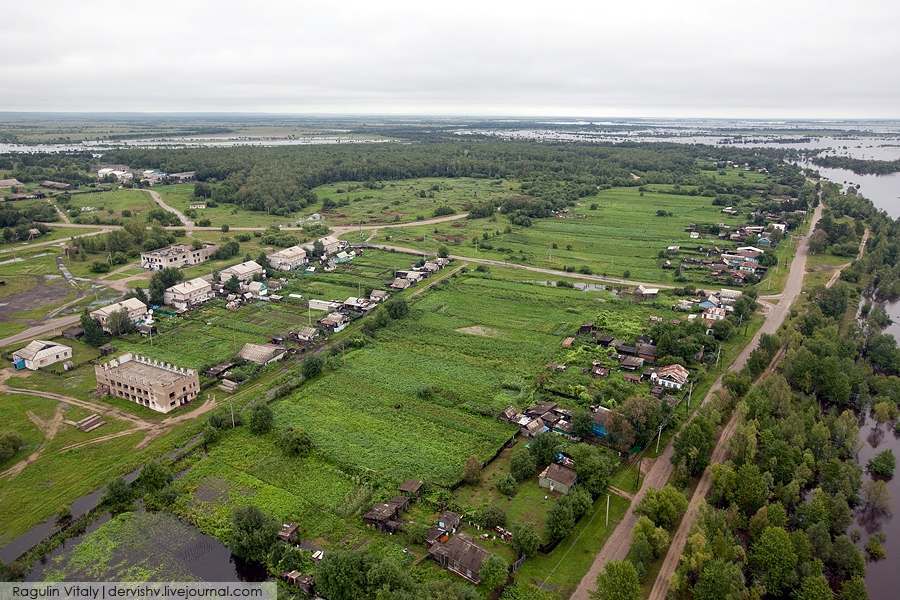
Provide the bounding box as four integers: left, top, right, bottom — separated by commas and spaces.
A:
868, 449, 895, 478
248, 404, 274, 434
302, 355, 325, 379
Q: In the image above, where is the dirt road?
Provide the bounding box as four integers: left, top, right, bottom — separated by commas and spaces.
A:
643, 202, 828, 600
37, 211, 470, 234
368, 243, 680, 290
144, 189, 194, 229
571, 202, 823, 600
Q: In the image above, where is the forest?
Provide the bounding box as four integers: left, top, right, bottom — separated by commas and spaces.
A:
3, 141, 802, 218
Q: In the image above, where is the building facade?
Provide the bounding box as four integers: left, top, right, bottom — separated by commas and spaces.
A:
94, 353, 199, 414
164, 277, 213, 310
267, 245, 308, 271
220, 260, 264, 283
140, 243, 218, 271
12, 340, 72, 370
90, 298, 148, 333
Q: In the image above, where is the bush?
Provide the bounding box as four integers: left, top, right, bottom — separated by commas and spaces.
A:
477, 504, 506, 529
497, 474, 518, 497
636, 485, 688, 530
302, 355, 325, 379
229, 506, 278, 563
279, 427, 314, 457
510, 447, 537, 481
511, 524, 540, 558
868, 450, 895, 478
385, 299, 409, 319
248, 404, 274, 434
0, 431, 24, 462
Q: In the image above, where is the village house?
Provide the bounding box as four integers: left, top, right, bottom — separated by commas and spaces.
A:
90, 298, 148, 333
635, 285, 660, 300
307, 299, 340, 312
702, 306, 727, 321
246, 280, 268, 298
277, 522, 300, 543
41, 180, 71, 190
0, 178, 23, 188
636, 342, 657, 363
399, 479, 424, 498
591, 406, 613, 437
267, 245, 308, 271
620, 356, 645, 370
390, 277, 411, 290
319, 235, 342, 255
438, 511, 462, 533
220, 260, 264, 283
319, 312, 349, 333
363, 497, 409, 533
539, 463, 578, 495
238, 343, 286, 366
281, 572, 314, 596
369, 289, 389, 302
342, 296, 375, 313
396, 270, 425, 283
164, 277, 213, 311
651, 364, 690, 390
421, 261, 440, 273
97, 167, 133, 182
94, 353, 199, 414
12, 340, 72, 370
169, 171, 196, 183
428, 534, 488, 584
295, 326, 318, 343
140, 243, 218, 271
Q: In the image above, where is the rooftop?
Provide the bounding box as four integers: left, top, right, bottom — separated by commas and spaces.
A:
98, 353, 195, 386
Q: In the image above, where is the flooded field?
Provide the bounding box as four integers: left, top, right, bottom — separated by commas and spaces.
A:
852, 412, 899, 600
26, 511, 265, 582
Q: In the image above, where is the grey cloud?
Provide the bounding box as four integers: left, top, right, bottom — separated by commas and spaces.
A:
2, 0, 899, 117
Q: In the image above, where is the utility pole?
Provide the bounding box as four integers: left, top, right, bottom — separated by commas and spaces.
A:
655, 424, 663, 454
605, 494, 610, 527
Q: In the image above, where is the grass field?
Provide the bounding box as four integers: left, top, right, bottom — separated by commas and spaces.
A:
0, 391, 156, 545
66, 190, 156, 225
115, 301, 311, 370
363, 186, 748, 284
153, 184, 304, 228
303, 177, 520, 225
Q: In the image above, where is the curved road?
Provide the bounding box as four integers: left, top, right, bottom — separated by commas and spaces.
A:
570, 202, 823, 600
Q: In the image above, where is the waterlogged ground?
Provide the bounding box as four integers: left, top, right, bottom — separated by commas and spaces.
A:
29, 511, 261, 582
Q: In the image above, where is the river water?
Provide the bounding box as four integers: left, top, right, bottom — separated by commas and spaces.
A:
853, 411, 900, 600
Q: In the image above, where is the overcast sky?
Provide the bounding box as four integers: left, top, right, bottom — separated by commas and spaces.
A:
3, 1, 899, 118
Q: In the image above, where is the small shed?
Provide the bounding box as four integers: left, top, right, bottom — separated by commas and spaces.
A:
399, 479, 423, 497
539, 463, 578, 495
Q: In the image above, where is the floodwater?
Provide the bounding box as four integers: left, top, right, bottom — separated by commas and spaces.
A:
0, 469, 141, 564
852, 412, 900, 600
25, 511, 267, 582
0, 134, 391, 153
810, 164, 900, 219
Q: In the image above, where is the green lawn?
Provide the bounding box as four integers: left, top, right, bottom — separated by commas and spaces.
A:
514, 493, 630, 598
154, 184, 304, 228
66, 190, 156, 225
363, 186, 749, 284
304, 177, 521, 225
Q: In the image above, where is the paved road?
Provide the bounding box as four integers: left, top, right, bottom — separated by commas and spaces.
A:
571, 202, 823, 600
